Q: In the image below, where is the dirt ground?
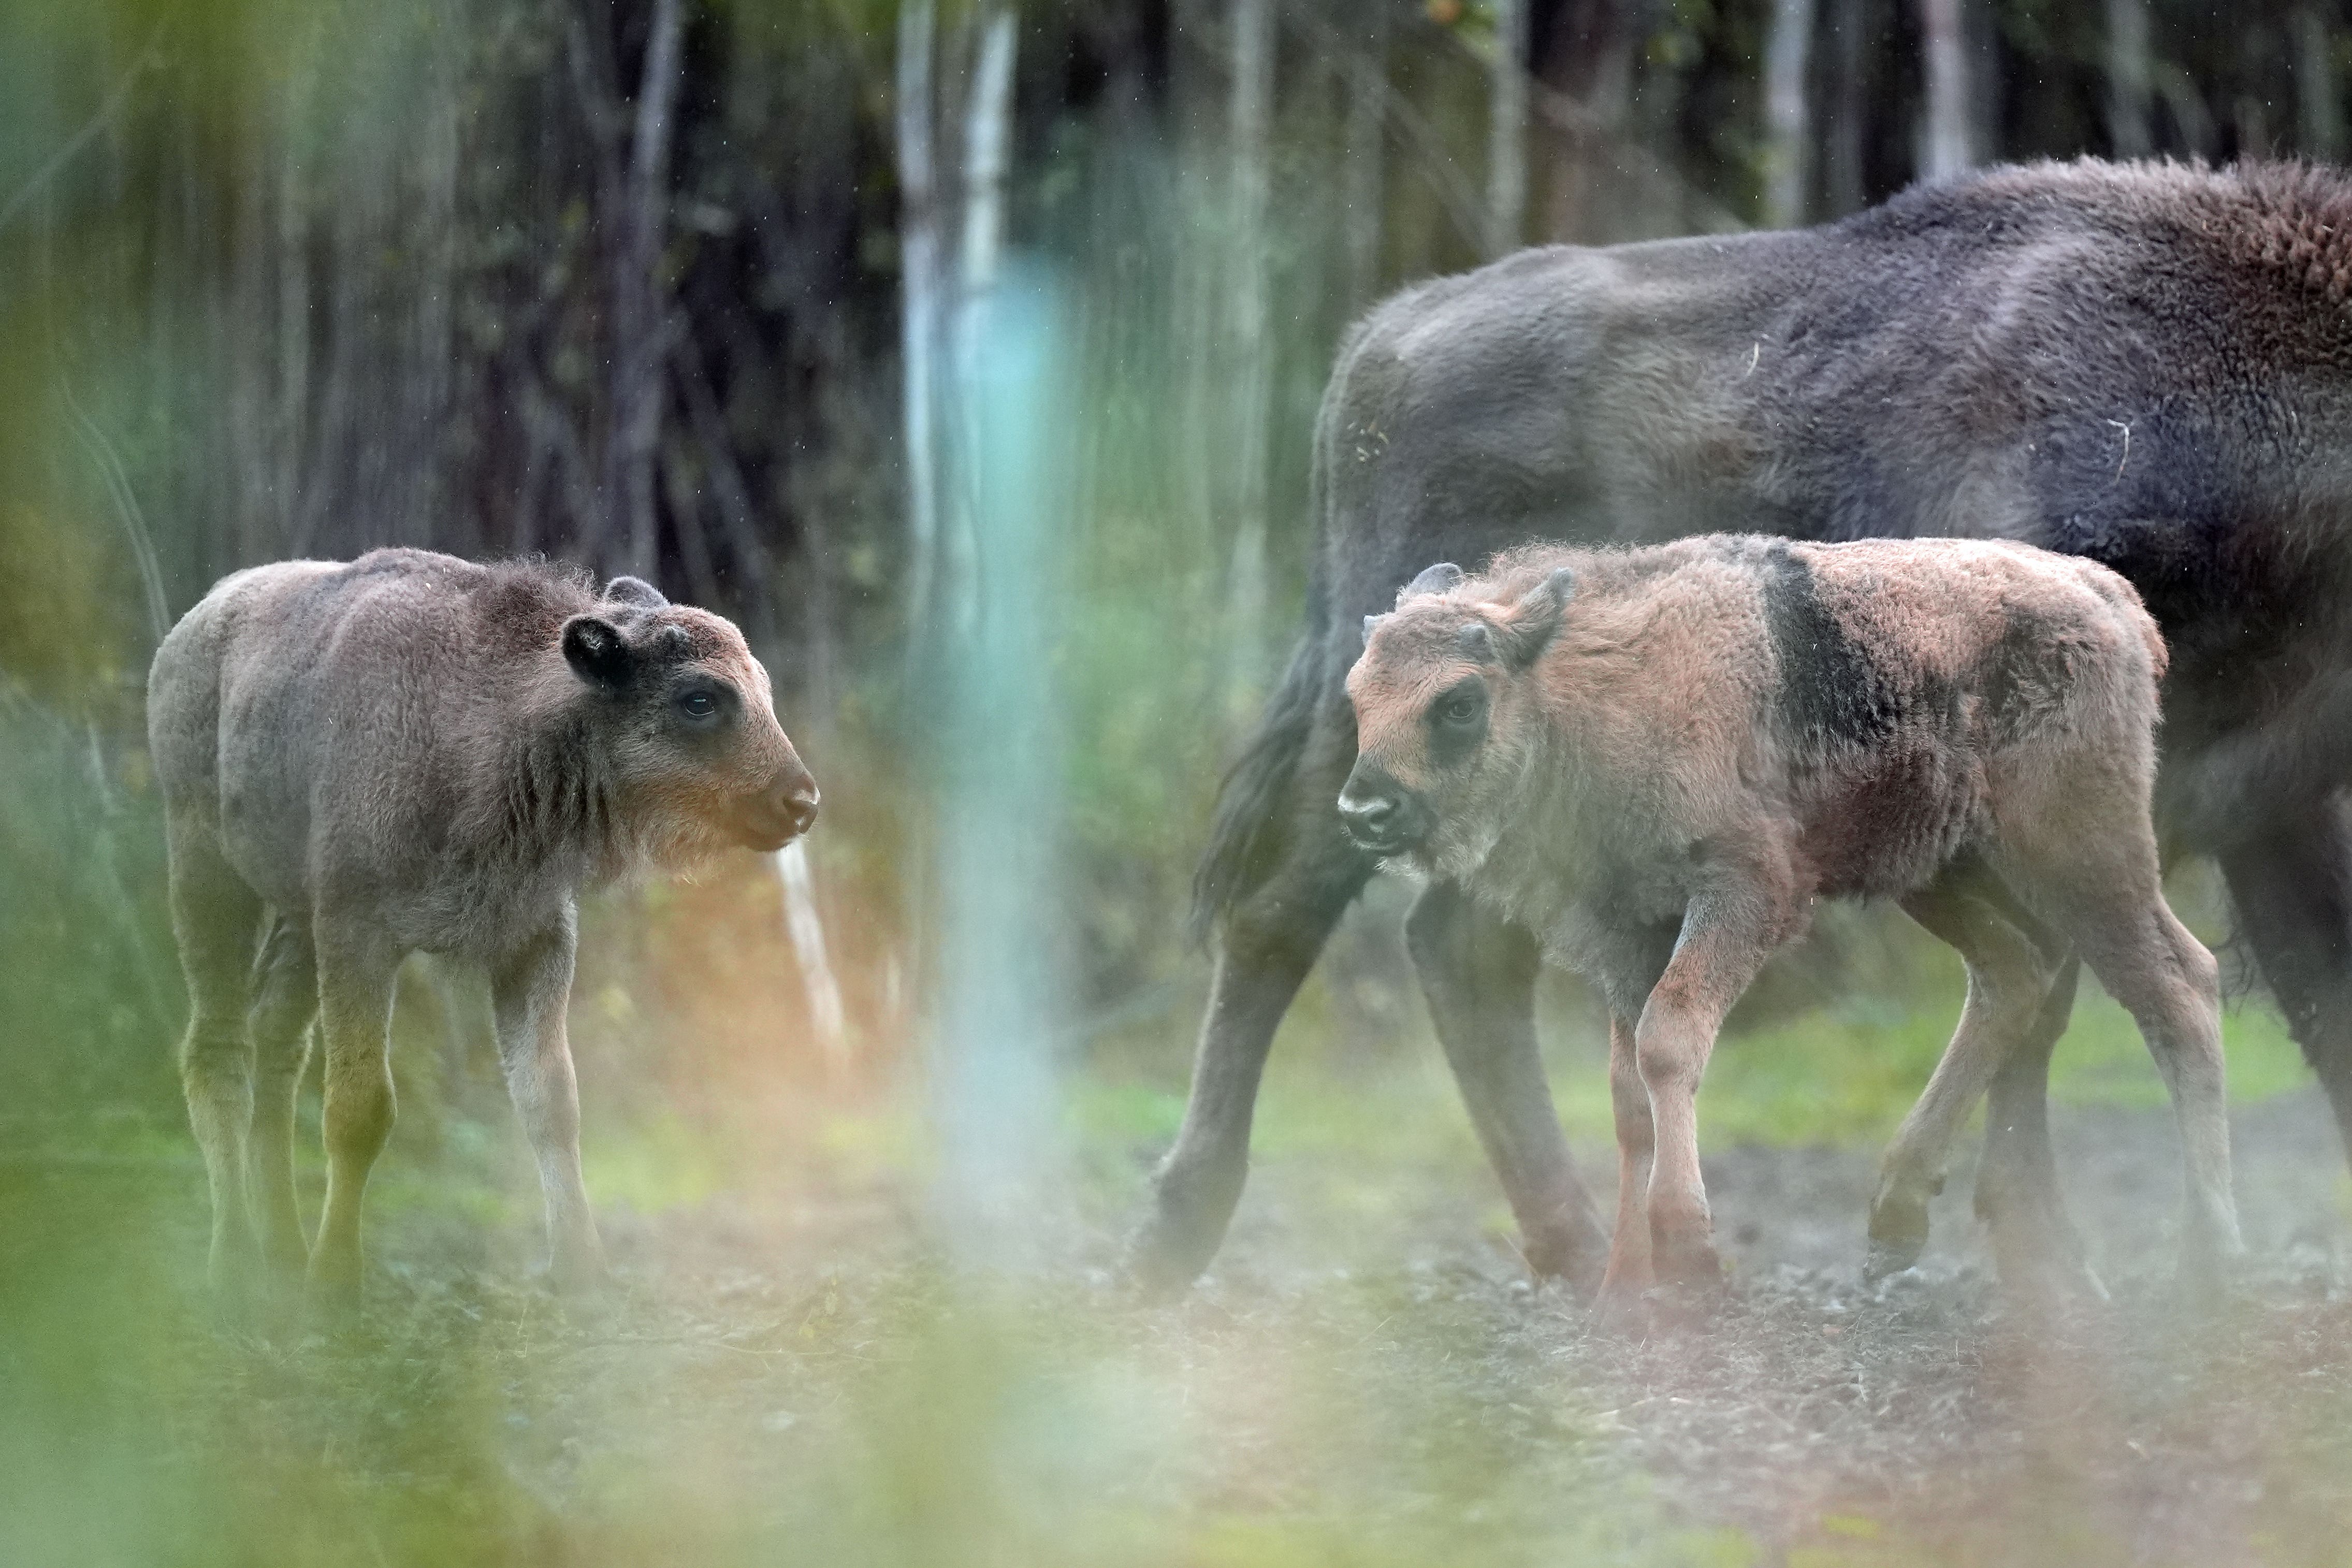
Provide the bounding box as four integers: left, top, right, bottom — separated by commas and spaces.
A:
21, 1084, 2352, 1568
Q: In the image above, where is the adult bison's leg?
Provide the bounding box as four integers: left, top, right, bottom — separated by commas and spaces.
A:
164, 828, 265, 1294
307, 920, 400, 1310
2219, 801, 2352, 1165
1128, 685, 1370, 1297
243, 913, 318, 1276
491, 910, 606, 1290
1405, 882, 1608, 1290
1868, 875, 2058, 1282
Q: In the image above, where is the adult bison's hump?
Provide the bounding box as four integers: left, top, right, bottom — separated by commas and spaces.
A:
1329, 158, 2352, 600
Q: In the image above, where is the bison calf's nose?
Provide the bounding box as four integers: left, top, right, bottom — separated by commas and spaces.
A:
785, 783, 821, 837
741, 776, 819, 850
1338, 772, 1422, 853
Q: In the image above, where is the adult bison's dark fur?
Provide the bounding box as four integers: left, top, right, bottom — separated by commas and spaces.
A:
1134, 157, 2352, 1298
150, 549, 818, 1306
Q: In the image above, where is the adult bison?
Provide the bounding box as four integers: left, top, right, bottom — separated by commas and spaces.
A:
150, 549, 818, 1306
1131, 157, 2352, 1298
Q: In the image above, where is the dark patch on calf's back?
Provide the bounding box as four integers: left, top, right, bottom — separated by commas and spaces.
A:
1762, 543, 1899, 751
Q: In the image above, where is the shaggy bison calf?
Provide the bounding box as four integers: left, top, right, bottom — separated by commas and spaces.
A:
149, 548, 818, 1305
1343, 536, 2240, 1306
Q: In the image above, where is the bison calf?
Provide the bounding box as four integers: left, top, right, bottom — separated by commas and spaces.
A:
148, 549, 818, 1305
1343, 537, 2240, 1306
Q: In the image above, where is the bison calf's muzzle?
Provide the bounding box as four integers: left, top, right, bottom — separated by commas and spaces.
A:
739, 772, 822, 851
1337, 765, 1431, 855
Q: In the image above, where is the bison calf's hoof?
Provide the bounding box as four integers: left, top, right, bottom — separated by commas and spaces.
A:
1861, 1236, 1924, 1284
538, 1241, 611, 1298
304, 1258, 365, 1319
1648, 1221, 1721, 1290
1519, 1225, 1612, 1297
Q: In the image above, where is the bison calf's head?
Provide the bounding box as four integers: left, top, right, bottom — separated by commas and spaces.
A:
1341, 562, 1573, 876
557, 580, 818, 864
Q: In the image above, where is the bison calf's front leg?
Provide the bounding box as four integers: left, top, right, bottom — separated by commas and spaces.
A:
493, 916, 606, 1291
1627, 892, 1786, 1297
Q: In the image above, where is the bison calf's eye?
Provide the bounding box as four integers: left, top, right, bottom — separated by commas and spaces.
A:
1438, 686, 1484, 726
677, 689, 720, 722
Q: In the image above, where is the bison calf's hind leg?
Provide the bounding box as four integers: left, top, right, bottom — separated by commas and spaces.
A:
2015, 851, 2244, 1286
166, 834, 265, 1295
1972, 955, 2109, 1300
1599, 1017, 1655, 1303
1406, 883, 1609, 1291
306, 927, 399, 1311
1867, 875, 2057, 1281
492, 917, 606, 1291
243, 914, 317, 1277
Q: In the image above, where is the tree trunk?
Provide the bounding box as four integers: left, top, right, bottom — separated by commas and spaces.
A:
945, 4, 1019, 649
1222, 0, 1273, 718
1488, 0, 1527, 256
776, 841, 850, 1083
2106, 0, 2153, 157
2298, 6, 2344, 159
896, 0, 944, 666
606, 0, 685, 581
1537, 0, 1633, 242
1822, 0, 1872, 215
1917, 0, 1976, 179
1764, 0, 1818, 226
1343, 0, 1390, 307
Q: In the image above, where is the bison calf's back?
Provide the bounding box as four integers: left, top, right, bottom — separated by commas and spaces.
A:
147, 547, 818, 1307
1344, 536, 2239, 1312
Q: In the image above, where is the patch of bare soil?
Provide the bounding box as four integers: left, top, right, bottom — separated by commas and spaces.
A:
1186, 1090, 2352, 1564
150, 1093, 2352, 1566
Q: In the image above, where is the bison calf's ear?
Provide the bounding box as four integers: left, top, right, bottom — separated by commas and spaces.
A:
562, 615, 634, 689
603, 575, 667, 608
1497, 566, 1575, 669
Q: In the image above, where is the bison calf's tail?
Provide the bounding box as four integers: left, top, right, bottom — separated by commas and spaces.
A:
1188, 633, 1327, 945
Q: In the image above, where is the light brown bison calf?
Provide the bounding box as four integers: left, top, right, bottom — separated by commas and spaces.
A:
148, 548, 818, 1305
1342, 536, 2240, 1308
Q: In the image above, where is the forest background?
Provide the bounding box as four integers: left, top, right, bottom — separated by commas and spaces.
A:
11, 3, 2352, 1565
9, 0, 2336, 1147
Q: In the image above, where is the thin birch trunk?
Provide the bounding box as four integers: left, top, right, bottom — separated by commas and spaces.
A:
275, 41, 313, 558
1917, 0, 1976, 179
1344, 1, 1389, 306
2106, 0, 2153, 157
777, 842, 851, 1082
2299, 6, 2344, 159
1488, 0, 1527, 257
897, 0, 943, 670
1223, 0, 1272, 717
946, 5, 1018, 648
607, 0, 685, 580
1764, 0, 1817, 226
